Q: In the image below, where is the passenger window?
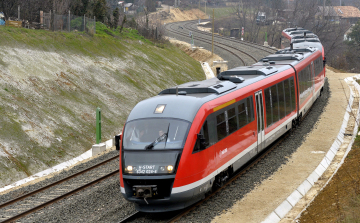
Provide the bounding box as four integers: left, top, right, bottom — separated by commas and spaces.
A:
265, 77, 296, 128
246, 97, 254, 122
284, 79, 292, 116
238, 102, 247, 128
278, 82, 286, 119
228, 108, 237, 134
211, 96, 256, 142
264, 88, 272, 126
290, 77, 296, 111
271, 85, 279, 123
217, 113, 227, 141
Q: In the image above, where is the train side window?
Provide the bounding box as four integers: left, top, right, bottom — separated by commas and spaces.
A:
278, 81, 286, 119
317, 57, 323, 75
264, 88, 272, 127
290, 77, 296, 111
299, 69, 304, 94
271, 85, 279, 123
284, 79, 292, 116
306, 66, 312, 89
246, 96, 254, 122
238, 102, 247, 128
228, 107, 237, 134
217, 113, 227, 141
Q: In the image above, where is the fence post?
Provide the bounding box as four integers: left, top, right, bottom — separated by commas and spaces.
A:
68, 10, 71, 32
18, 5, 20, 20
49, 10, 52, 30
83, 14, 85, 32
53, 10, 56, 31
94, 16, 96, 34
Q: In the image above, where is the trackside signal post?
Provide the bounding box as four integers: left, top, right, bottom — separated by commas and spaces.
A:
96, 107, 101, 144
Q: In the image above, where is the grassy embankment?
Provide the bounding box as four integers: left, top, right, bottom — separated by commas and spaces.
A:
0, 23, 205, 187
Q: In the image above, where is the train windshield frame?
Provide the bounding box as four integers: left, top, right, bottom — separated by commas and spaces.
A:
123, 118, 190, 150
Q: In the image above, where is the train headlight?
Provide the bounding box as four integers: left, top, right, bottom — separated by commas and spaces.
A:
158, 165, 174, 173
125, 166, 133, 173
167, 165, 174, 172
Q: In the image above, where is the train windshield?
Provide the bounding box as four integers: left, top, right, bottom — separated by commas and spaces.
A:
123, 118, 190, 150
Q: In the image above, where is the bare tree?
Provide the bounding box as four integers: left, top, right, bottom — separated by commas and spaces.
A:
53, 0, 70, 14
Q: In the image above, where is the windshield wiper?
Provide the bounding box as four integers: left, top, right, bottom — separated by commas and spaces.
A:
145, 133, 167, 150
145, 123, 170, 150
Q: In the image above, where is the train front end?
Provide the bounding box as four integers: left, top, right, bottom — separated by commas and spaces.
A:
119, 95, 202, 212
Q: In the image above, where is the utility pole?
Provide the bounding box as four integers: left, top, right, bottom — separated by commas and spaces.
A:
205, 1, 207, 15
212, 9, 214, 56
96, 108, 101, 144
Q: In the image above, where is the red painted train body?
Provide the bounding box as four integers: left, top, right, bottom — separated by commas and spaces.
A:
118, 28, 326, 212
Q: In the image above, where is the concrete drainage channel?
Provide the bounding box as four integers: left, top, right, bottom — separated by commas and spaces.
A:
263, 75, 360, 223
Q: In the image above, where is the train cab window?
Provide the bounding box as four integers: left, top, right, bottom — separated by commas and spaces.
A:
193, 120, 210, 152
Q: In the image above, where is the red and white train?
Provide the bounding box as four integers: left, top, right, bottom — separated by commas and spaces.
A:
117, 28, 326, 212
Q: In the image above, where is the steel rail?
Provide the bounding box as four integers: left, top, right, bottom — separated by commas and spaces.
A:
118, 211, 142, 223
166, 23, 248, 66
182, 20, 277, 54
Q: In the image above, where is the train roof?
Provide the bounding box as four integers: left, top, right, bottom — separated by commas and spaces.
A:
126, 47, 321, 123
284, 27, 305, 32
292, 33, 318, 39
292, 41, 323, 52
289, 30, 313, 35
291, 38, 320, 43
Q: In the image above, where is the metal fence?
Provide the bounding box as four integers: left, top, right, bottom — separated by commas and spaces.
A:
42, 12, 96, 34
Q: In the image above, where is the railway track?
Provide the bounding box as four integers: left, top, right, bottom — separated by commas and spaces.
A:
0, 154, 120, 223
165, 20, 277, 68
184, 20, 276, 55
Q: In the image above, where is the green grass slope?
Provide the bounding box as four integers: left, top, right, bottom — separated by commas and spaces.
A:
0, 25, 204, 187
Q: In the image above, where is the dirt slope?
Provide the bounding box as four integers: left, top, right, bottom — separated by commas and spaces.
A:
0, 32, 204, 187
157, 8, 208, 24
169, 39, 228, 74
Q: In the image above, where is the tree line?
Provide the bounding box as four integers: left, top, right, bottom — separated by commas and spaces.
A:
198, 0, 359, 72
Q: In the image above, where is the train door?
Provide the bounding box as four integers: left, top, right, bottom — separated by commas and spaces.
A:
255, 91, 265, 153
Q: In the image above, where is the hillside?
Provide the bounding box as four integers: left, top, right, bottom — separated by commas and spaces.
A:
0, 25, 205, 187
